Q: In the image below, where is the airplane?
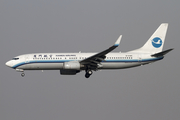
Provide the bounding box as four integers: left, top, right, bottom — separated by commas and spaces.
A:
5, 23, 173, 78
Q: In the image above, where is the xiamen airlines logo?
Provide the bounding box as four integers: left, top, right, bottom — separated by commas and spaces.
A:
151, 37, 162, 48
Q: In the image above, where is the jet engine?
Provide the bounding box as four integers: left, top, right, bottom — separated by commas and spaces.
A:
63, 61, 80, 70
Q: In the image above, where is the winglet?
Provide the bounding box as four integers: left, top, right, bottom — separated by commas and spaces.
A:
114, 35, 122, 46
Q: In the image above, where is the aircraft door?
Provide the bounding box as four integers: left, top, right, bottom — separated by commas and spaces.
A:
138, 54, 142, 62
25, 56, 30, 63
24, 55, 32, 69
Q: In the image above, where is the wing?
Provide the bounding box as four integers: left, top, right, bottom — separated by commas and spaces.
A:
80, 35, 122, 69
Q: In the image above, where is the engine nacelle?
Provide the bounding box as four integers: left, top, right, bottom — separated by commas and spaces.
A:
63, 61, 80, 70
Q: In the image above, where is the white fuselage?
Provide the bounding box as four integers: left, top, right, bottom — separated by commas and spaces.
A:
6, 52, 163, 71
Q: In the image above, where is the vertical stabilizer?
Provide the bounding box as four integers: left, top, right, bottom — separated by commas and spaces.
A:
129, 23, 168, 54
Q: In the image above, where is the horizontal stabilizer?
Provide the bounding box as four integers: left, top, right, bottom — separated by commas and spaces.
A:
151, 48, 174, 57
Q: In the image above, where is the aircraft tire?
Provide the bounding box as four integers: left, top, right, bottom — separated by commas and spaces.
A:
87, 70, 93, 75
85, 73, 90, 78
21, 73, 25, 77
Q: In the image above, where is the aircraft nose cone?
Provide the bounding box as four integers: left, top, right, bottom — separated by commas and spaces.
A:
6, 61, 13, 67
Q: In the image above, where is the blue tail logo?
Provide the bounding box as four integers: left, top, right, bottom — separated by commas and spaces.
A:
152, 37, 162, 48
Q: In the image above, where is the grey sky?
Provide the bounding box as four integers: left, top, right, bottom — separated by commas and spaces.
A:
1, 0, 180, 120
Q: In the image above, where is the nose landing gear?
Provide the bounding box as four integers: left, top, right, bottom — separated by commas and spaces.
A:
21, 72, 25, 77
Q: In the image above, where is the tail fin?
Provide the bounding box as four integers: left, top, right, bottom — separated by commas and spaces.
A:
129, 23, 168, 54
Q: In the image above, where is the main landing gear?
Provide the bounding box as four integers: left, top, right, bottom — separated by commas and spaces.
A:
85, 69, 93, 78
21, 72, 25, 77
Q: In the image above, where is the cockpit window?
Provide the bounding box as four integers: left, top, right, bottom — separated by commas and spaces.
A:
12, 58, 19, 60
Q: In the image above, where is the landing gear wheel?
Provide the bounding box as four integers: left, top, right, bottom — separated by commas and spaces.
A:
85, 70, 93, 78
85, 73, 90, 78
87, 70, 93, 75
21, 73, 25, 77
